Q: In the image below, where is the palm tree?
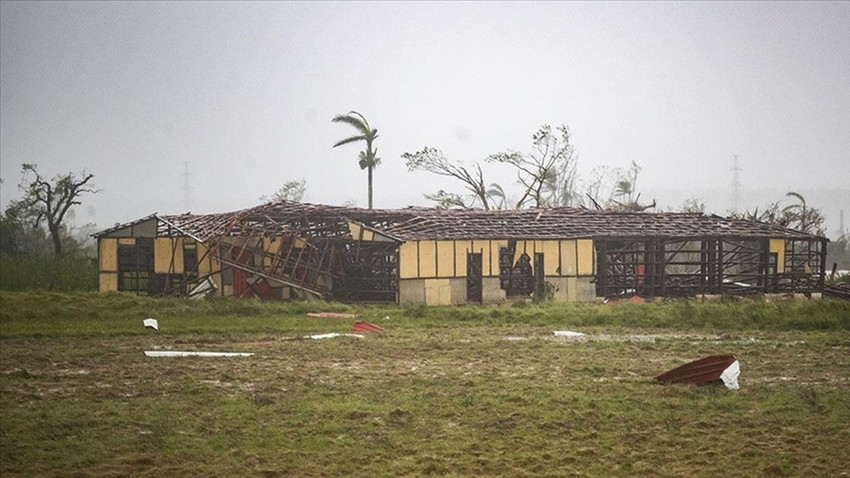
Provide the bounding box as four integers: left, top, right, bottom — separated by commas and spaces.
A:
332, 111, 380, 209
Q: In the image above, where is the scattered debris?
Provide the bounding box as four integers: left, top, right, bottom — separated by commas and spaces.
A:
351, 321, 384, 333
233, 340, 276, 347
189, 277, 217, 299
627, 295, 646, 304
143, 318, 159, 331
144, 351, 254, 357
504, 336, 529, 341
719, 359, 740, 390
654, 354, 740, 390
306, 312, 358, 319
554, 331, 586, 337
307, 333, 365, 340
628, 334, 657, 343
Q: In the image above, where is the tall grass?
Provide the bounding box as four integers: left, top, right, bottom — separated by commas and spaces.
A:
0, 255, 97, 292
1, 291, 847, 338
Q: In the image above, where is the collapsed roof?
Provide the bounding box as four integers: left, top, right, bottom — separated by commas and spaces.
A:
94, 201, 826, 242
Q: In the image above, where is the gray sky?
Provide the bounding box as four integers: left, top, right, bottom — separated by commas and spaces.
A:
2, 1, 848, 236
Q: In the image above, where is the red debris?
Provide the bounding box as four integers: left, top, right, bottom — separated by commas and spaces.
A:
654, 354, 738, 386
306, 312, 358, 319
627, 295, 646, 304
351, 321, 384, 333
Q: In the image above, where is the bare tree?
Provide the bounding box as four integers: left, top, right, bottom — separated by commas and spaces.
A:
13, 163, 97, 256
403, 147, 494, 209
486, 124, 576, 209
405, 124, 577, 210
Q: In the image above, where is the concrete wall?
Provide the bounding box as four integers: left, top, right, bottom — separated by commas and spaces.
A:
399, 278, 426, 304
400, 277, 470, 305
481, 277, 507, 304
400, 275, 594, 306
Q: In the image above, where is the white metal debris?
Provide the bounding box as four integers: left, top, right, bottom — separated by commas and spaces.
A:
307, 333, 365, 340
189, 277, 217, 299
720, 360, 740, 390
143, 318, 159, 331
553, 331, 586, 337
144, 351, 254, 357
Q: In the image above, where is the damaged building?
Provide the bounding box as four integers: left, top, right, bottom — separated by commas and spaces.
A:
93, 202, 828, 304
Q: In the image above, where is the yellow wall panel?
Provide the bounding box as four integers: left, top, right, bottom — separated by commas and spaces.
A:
172, 238, 184, 273
263, 238, 276, 267
399, 242, 419, 279
265, 238, 288, 268
154, 238, 183, 274
348, 222, 374, 241
196, 243, 209, 275
769, 238, 786, 273
348, 222, 361, 239
419, 240, 437, 278
424, 278, 452, 305
560, 240, 577, 276
271, 238, 284, 266
456, 241, 472, 278
99, 238, 118, 272
577, 239, 594, 275
436, 241, 455, 277
539, 240, 560, 275
99, 272, 118, 292
118, 238, 136, 245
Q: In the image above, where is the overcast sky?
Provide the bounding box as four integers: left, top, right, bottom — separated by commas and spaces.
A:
1, 1, 848, 236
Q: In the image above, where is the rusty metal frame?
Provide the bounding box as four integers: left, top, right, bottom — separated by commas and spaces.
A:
151, 203, 408, 301
596, 236, 827, 299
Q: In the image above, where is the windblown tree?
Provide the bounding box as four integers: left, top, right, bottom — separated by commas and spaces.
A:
582, 161, 655, 211
260, 179, 307, 203
403, 147, 495, 210
486, 124, 577, 209
609, 161, 655, 211
332, 111, 380, 209
11, 163, 98, 256
404, 124, 577, 210
733, 192, 825, 235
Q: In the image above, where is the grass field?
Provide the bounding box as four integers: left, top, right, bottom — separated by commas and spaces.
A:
1, 292, 849, 477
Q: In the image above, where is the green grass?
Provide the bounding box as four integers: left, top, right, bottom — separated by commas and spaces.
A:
0, 255, 97, 292
2, 291, 848, 337
2, 292, 849, 476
